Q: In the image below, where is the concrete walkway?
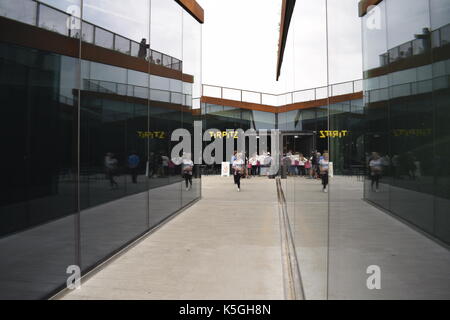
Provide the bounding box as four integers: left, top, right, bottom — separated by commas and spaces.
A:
60, 176, 284, 300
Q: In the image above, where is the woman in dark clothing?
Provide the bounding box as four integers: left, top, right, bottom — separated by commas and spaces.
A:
138, 38, 150, 59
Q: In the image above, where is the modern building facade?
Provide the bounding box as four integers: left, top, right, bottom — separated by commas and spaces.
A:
274, 0, 450, 299
200, 80, 364, 173
0, 0, 449, 301
0, 0, 203, 299
360, 0, 450, 247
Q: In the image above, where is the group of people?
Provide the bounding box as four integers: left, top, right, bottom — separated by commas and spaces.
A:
281, 150, 330, 192
228, 150, 331, 193
104, 151, 141, 189
103, 151, 195, 191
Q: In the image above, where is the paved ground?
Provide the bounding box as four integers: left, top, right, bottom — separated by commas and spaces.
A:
282, 175, 450, 300
60, 176, 284, 300
0, 177, 200, 300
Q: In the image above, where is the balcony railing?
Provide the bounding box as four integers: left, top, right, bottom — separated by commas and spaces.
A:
83, 79, 195, 107
0, 0, 182, 71
379, 23, 450, 67
202, 79, 363, 107
365, 75, 450, 104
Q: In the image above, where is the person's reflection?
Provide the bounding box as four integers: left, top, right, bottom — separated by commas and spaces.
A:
415, 27, 431, 53
161, 152, 169, 177
392, 154, 400, 179
138, 38, 149, 59
182, 153, 194, 191
148, 152, 155, 178
406, 152, 417, 180
105, 152, 119, 189
128, 151, 140, 184
369, 152, 383, 192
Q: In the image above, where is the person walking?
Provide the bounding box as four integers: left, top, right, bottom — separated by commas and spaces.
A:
128, 151, 140, 184
305, 156, 312, 178
310, 151, 318, 179
232, 153, 245, 191
231, 151, 237, 180
182, 153, 194, 191
247, 157, 253, 178
319, 152, 330, 192
298, 153, 306, 176
315, 152, 322, 179
105, 152, 119, 189
249, 153, 258, 176
369, 152, 382, 192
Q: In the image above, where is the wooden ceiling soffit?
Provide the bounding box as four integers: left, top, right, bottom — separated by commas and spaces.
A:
201, 91, 363, 114
175, 0, 204, 24
276, 0, 296, 81
358, 0, 383, 17
0, 17, 194, 83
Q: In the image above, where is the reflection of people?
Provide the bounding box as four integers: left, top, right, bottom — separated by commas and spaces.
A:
406, 152, 417, 180
305, 156, 312, 179
161, 154, 169, 176
298, 153, 307, 176
182, 153, 193, 191
105, 152, 118, 189
148, 152, 157, 178
369, 152, 382, 192
319, 152, 329, 193
231, 151, 237, 179
249, 153, 258, 176
392, 154, 400, 179
128, 151, 140, 184
315, 152, 322, 179
415, 27, 431, 53
232, 153, 245, 191
138, 38, 149, 59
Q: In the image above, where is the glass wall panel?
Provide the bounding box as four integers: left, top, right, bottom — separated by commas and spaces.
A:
0, 0, 80, 298
327, 0, 450, 300
149, 0, 182, 224
386, 0, 434, 234
0, 0, 37, 26
0, 0, 202, 299
79, 0, 150, 272
431, 0, 450, 245
39, 5, 70, 36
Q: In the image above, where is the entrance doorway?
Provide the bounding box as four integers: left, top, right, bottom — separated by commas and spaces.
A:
281, 131, 316, 158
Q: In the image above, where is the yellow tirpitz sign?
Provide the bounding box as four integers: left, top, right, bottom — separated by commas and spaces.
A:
208, 131, 239, 139
392, 129, 432, 137
319, 130, 349, 138
137, 131, 166, 139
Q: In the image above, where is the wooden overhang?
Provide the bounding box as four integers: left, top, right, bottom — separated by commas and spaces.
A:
358, 0, 383, 17
175, 0, 205, 24
201, 91, 363, 114
276, 0, 296, 81
0, 17, 194, 83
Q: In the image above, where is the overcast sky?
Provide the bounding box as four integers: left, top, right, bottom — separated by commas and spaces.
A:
198, 0, 363, 94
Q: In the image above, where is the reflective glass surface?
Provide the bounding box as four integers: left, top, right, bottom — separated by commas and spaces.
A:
0, 0, 201, 299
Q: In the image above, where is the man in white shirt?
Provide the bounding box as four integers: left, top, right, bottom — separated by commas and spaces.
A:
232, 153, 245, 191
319, 153, 330, 192
181, 153, 194, 191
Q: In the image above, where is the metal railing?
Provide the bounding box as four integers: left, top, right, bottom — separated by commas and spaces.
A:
379, 23, 450, 67
202, 79, 363, 107
365, 75, 450, 104
0, 0, 182, 71
83, 79, 195, 107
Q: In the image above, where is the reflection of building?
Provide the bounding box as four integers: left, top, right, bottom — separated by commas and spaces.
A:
0, 0, 203, 299
200, 81, 364, 170
275, 0, 450, 300
360, 0, 450, 247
